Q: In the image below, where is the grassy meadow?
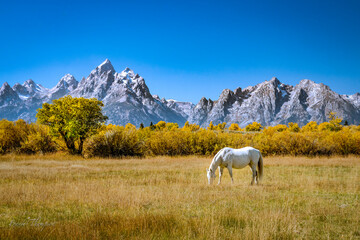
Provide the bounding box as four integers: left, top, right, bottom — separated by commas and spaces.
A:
0, 154, 359, 239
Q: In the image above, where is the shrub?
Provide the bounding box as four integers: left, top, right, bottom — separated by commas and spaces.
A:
245, 122, 263, 131
301, 121, 318, 132
2, 118, 360, 158
19, 125, 57, 154
83, 126, 144, 158
0, 119, 24, 154
228, 123, 241, 131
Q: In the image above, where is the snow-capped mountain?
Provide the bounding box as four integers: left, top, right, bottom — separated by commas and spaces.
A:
0, 59, 187, 126
12, 79, 48, 100
342, 93, 360, 109
188, 77, 360, 127
47, 74, 78, 101
1, 59, 359, 127
166, 99, 195, 119
1, 82, 21, 105
0, 82, 26, 120
71, 59, 187, 126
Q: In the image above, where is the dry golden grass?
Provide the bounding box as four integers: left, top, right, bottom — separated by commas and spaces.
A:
0, 154, 359, 239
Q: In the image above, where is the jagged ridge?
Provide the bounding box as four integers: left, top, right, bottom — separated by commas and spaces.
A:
188, 77, 360, 127
1, 59, 190, 126
1, 60, 359, 127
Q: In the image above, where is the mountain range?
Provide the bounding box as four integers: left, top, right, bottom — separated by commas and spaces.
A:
1, 59, 359, 127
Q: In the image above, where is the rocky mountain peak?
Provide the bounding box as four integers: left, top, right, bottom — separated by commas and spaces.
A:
218, 89, 236, 106
47, 74, 79, 100
17, 79, 48, 97
269, 77, 280, 84
118, 67, 136, 81
24, 79, 36, 87
298, 79, 316, 87
234, 87, 242, 96
12, 83, 22, 89
62, 73, 75, 81
199, 97, 209, 105
0, 82, 11, 92
56, 74, 78, 91
343, 93, 360, 108
12, 83, 28, 98
23, 79, 38, 93
0, 82, 21, 105
220, 89, 233, 97
123, 67, 133, 73
153, 95, 161, 101
94, 59, 115, 74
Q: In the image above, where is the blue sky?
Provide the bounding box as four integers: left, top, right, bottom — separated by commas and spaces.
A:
1, 0, 359, 103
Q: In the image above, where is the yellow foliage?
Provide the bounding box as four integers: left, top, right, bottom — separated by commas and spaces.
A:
183, 121, 200, 132
228, 123, 241, 131
266, 125, 288, 133
288, 122, 300, 132
125, 123, 136, 130
207, 121, 215, 130
83, 126, 144, 158
3, 117, 360, 157
328, 112, 343, 131
319, 122, 333, 131
245, 122, 262, 131
155, 121, 167, 130
19, 125, 56, 154
215, 122, 227, 131
0, 119, 56, 154
0, 119, 24, 153
302, 121, 318, 132
165, 122, 179, 131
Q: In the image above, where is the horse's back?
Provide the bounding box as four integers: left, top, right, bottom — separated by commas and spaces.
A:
230, 147, 260, 156
221, 147, 261, 168
241, 147, 261, 161
218, 147, 249, 168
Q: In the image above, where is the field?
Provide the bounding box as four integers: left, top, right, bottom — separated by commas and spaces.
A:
0, 155, 359, 239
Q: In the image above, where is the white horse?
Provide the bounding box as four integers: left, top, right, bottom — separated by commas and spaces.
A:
206, 147, 263, 185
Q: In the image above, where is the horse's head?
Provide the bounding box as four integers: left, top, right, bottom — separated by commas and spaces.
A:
206, 168, 216, 185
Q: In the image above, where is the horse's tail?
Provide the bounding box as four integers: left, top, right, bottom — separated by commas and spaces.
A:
258, 152, 263, 181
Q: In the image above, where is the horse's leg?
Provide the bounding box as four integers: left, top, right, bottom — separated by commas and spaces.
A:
250, 164, 257, 185
227, 165, 234, 184
218, 166, 224, 185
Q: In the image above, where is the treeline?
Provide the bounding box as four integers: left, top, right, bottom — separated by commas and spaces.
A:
1, 118, 360, 157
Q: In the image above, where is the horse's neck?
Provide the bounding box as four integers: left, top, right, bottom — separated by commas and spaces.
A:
209, 155, 221, 171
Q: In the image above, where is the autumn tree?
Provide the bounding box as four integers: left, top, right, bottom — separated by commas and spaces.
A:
328, 111, 343, 131
36, 96, 107, 154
